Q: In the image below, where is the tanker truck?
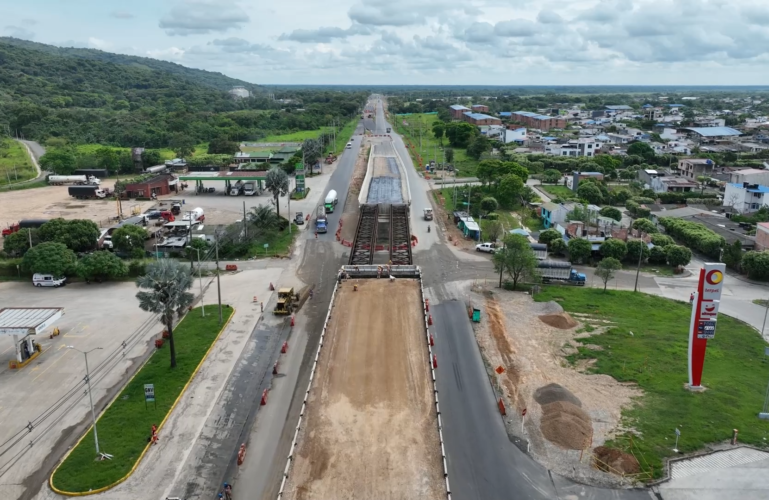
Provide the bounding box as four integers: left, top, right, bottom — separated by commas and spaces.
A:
48, 175, 100, 186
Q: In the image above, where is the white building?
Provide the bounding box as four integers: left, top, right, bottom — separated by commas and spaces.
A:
730, 169, 769, 186
545, 138, 597, 157
723, 182, 769, 213
229, 86, 251, 99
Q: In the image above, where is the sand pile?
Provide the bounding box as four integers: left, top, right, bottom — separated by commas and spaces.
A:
534, 383, 582, 407
540, 401, 593, 450
538, 312, 578, 330
593, 446, 641, 475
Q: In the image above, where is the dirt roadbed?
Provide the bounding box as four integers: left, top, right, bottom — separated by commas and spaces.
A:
283, 279, 444, 500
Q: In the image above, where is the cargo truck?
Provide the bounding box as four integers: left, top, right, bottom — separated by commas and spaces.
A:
537, 261, 586, 286
243, 181, 256, 196
182, 207, 205, 222
48, 175, 100, 186
315, 206, 328, 233
324, 190, 338, 213
68, 186, 111, 199
229, 180, 244, 196
2, 219, 49, 237
74, 169, 109, 178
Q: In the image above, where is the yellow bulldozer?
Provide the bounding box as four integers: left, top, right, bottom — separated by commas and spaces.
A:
273, 287, 297, 315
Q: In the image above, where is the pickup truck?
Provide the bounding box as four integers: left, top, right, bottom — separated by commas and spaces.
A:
475, 243, 496, 254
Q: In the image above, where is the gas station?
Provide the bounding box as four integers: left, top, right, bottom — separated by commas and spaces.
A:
0, 307, 63, 369
178, 171, 267, 193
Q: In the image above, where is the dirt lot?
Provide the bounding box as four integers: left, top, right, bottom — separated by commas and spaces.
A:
470, 284, 643, 486
431, 190, 481, 252
284, 279, 444, 500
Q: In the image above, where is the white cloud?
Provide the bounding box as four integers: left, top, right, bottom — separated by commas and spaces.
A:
279, 25, 371, 43
146, 47, 186, 60
88, 37, 111, 49
3, 25, 34, 40
159, 0, 249, 36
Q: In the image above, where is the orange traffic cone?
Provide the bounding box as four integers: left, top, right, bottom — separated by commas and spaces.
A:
253, 296, 258, 303
290, 315, 295, 327
432, 354, 438, 369
281, 341, 288, 354
430, 334, 434, 346
273, 361, 279, 375
261, 389, 268, 405
428, 314, 433, 326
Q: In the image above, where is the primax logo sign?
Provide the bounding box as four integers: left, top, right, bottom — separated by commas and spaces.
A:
701, 266, 725, 302
688, 262, 726, 388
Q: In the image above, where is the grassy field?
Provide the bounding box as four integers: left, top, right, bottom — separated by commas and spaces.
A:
327, 118, 359, 156
539, 184, 576, 199
393, 113, 479, 177
435, 187, 520, 235
51, 306, 234, 493
262, 129, 330, 143
533, 287, 769, 478
248, 223, 299, 257
0, 138, 37, 186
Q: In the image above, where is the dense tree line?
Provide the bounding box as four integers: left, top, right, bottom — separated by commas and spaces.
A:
0, 41, 367, 147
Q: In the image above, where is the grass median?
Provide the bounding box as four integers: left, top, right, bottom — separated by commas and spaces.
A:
533, 287, 769, 478
51, 305, 234, 493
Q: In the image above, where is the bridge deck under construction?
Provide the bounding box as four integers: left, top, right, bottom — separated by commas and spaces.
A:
348, 203, 412, 266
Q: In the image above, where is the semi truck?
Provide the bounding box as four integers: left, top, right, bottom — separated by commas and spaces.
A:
74, 169, 109, 178
2, 219, 49, 237
537, 261, 586, 286
68, 186, 111, 199
315, 206, 328, 233
243, 181, 256, 196
182, 207, 205, 222
48, 175, 100, 186
229, 180, 244, 196
324, 190, 338, 213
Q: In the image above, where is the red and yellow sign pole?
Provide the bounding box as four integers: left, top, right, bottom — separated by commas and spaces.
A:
688, 263, 725, 388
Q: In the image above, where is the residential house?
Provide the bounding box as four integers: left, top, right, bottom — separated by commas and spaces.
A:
568, 172, 604, 191
462, 112, 501, 126
643, 106, 663, 121
730, 168, 769, 186
540, 202, 572, 229
545, 138, 598, 157
650, 175, 699, 193
471, 104, 489, 113
755, 223, 769, 251
723, 182, 769, 213
678, 158, 716, 180
679, 127, 742, 144
449, 104, 471, 119
123, 174, 178, 198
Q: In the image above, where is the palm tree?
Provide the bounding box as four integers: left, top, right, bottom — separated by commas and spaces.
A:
265, 167, 290, 217
136, 260, 194, 368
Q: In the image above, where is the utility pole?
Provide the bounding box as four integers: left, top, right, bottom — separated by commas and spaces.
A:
633, 241, 643, 292
215, 231, 223, 324
243, 201, 247, 241
195, 248, 205, 317
189, 217, 194, 271
288, 178, 292, 235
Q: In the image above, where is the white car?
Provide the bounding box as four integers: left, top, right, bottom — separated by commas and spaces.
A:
33, 274, 67, 287
346, 142, 352, 149
475, 243, 496, 254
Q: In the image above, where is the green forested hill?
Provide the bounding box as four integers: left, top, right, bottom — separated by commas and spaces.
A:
0, 40, 366, 148
0, 37, 256, 92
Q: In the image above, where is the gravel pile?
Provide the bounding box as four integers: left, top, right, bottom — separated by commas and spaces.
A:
540, 401, 593, 450
534, 383, 582, 407
539, 312, 578, 330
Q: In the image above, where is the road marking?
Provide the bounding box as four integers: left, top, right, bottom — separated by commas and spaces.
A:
33, 348, 72, 382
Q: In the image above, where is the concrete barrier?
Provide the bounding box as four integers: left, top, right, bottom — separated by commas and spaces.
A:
391, 139, 412, 206
358, 143, 376, 205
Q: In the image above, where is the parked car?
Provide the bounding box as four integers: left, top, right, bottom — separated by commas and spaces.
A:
475, 242, 497, 254
145, 210, 162, 219
33, 274, 67, 287
295, 212, 305, 225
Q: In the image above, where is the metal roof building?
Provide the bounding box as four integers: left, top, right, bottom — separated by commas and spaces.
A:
605, 105, 633, 111
0, 308, 64, 336
681, 127, 742, 137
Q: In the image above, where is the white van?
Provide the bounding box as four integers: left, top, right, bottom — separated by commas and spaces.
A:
32, 274, 67, 287
346, 142, 352, 149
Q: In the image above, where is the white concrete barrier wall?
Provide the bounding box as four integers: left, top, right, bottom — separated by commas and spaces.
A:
358, 145, 375, 205
392, 139, 412, 206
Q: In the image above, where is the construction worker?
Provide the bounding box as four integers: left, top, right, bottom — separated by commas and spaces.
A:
223, 483, 233, 500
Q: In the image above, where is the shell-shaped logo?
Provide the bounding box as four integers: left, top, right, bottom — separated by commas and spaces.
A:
706, 269, 724, 285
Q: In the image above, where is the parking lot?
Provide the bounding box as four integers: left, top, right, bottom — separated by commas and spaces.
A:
0, 281, 157, 500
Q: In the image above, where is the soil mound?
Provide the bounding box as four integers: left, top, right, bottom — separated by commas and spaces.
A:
534, 383, 582, 407
538, 312, 578, 330
593, 446, 641, 475
540, 401, 592, 450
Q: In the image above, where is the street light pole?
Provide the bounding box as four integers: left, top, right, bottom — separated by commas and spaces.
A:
194, 248, 205, 317
68, 346, 104, 456
633, 242, 643, 292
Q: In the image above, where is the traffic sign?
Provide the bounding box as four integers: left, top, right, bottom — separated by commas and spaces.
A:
144, 384, 155, 402
522, 408, 527, 417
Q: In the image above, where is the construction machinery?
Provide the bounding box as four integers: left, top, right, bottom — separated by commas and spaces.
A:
274, 287, 297, 315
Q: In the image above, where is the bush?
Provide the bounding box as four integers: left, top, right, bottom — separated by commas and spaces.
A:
599, 206, 622, 222
632, 218, 658, 234
626, 200, 651, 219
649, 246, 668, 264
549, 238, 567, 256
666, 245, 693, 268
127, 260, 147, 277
538, 228, 562, 246
626, 239, 650, 263
650, 234, 674, 247
568, 238, 592, 264
600, 238, 627, 261
741, 251, 769, 280
658, 217, 725, 259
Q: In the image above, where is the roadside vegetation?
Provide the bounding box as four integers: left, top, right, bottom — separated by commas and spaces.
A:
51, 304, 234, 492
0, 138, 36, 185
533, 287, 769, 478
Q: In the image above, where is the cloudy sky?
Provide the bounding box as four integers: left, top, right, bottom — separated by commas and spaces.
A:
3, 0, 769, 85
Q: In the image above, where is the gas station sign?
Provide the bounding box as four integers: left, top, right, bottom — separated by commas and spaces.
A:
688, 263, 725, 388
696, 320, 717, 339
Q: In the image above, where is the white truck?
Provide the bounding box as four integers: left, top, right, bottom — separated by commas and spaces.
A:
48, 175, 100, 186
182, 207, 205, 222
243, 181, 257, 196
475, 242, 496, 254
324, 190, 338, 213
229, 180, 244, 196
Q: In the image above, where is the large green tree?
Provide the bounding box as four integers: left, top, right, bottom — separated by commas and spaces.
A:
466, 135, 490, 160
3, 228, 39, 257
135, 260, 195, 368
112, 225, 149, 258
476, 160, 502, 187
666, 245, 692, 268
577, 182, 603, 205
538, 228, 562, 247
208, 138, 240, 155
38, 219, 100, 253
600, 239, 627, 261
626, 239, 650, 263
432, 122, 445, 145
77, 251, 127, 282
445, 122, 476, 148
632, 218, 658, 234
492, 234, 538, 290
599, 206, 622, 222
22, 242, 77, 276
542, 169, 562, 184
169, 133, 196, 159
568, 237, 592, 264
40, 149, 77, 174
722, 240, 743, 271
444, 148, 455, 164
497, 174, 524, 207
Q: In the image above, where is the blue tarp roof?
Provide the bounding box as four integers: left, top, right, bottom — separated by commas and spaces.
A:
463, 112, 497, 120
729, 182, 769, 193
500, 112, 512, 116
